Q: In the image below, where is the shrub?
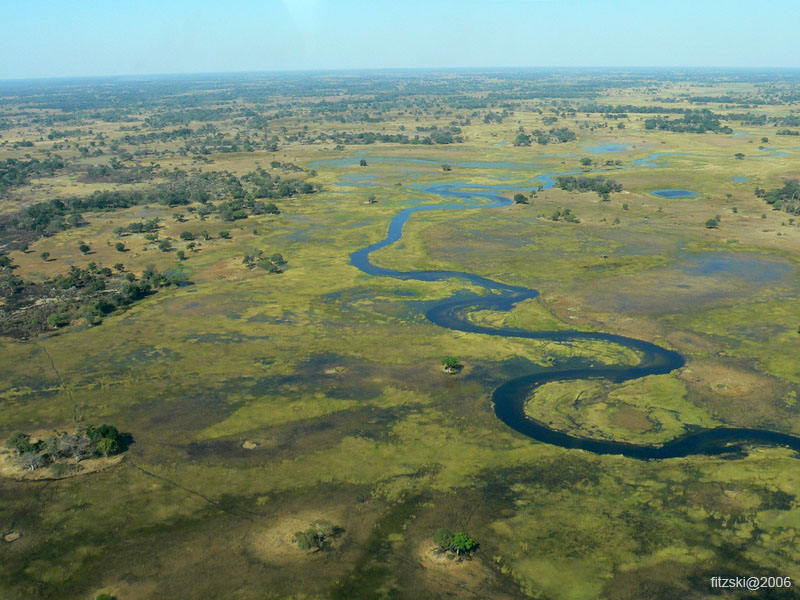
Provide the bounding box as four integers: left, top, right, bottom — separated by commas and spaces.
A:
293, 520, 339, 552
441, 356, 461, 372
433, 528, 478, 556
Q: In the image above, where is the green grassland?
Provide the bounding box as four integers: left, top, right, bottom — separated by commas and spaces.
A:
1, 73, 800, 599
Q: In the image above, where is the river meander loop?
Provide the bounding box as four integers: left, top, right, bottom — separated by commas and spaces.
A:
348, 180, 800, 460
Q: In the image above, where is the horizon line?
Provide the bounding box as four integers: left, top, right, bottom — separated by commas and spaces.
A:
3, 65, 800, 84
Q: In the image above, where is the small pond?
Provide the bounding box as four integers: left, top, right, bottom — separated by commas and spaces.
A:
651, 189, 697, 199
583, 142, 634, 154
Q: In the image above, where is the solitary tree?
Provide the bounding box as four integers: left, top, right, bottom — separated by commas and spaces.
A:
79, 243, 91, 254
359, 159, 368, 167
514, 133, 531, 147
294, 520, 339, 552
513, 193, 528, 204
115, 242, 125, 252
41, 251, 50, 261
441, 356, 461, 373
433, 528, 478, 557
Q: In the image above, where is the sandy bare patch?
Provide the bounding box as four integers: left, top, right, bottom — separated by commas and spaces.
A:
418, 541, 474, 570
92, 580, 159, 600
3, 531, 21, 543
666, 330, 721, 354
242, 440, 258, 450
248, 511, 346, 565
416, 541, 505, 594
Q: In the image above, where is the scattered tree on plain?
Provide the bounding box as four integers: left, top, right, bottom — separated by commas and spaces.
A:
441, 356, 462, 373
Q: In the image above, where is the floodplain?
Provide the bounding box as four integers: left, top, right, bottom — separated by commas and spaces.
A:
1, 70, 800, 599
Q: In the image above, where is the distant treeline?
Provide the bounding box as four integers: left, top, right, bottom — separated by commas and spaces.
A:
321, 129, 462, 145
644, 110, 731, 133
80, 162, 156, 184
117, 128, 194, 145
774, 115, 800, 127
579, 104, 689, 115
684, 95, 771, 105
143, 108, 235, 128
724, 113, 767, 125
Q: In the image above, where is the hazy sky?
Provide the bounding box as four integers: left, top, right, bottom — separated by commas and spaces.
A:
1, 0, 798, 79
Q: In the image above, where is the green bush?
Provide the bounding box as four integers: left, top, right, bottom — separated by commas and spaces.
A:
433, 528, 478, 556
293, 520, 339, 552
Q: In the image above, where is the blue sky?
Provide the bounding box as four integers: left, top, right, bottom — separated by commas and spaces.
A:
1, 0, 798, 79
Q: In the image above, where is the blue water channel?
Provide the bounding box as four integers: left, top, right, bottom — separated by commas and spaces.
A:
334, 154, 800, 459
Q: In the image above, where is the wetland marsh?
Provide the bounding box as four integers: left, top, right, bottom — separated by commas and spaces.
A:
2, 70, 800, 600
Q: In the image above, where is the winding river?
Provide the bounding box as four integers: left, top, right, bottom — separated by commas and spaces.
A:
343, 161, 800, 460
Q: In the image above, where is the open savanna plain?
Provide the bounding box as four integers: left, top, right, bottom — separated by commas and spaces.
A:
1, 71, 800, 599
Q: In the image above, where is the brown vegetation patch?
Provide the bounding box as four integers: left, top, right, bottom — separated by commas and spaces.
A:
0, 448, 124, 481
680, 358, 788, 429
609, 406, 653, 433
665, 330, 721, 355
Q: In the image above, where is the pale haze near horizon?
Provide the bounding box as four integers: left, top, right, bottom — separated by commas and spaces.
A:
1, 0, 798, 80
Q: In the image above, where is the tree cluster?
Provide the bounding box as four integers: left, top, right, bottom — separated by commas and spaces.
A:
644, 110, 731, 134
293, 520, 341, 552
0, 261, 183, 338
6, 424, 125, 472
550, 207, 580, 223
9, 168, 311, 239
523, 127, 577, 145
243, 250, 286, 273
757, 180, 800, 215
0, 156, 65, 193
556, 175, 622, 195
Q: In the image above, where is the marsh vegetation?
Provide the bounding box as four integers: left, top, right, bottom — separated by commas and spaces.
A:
2, 69, 800, 599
